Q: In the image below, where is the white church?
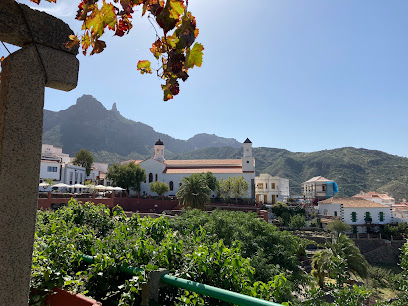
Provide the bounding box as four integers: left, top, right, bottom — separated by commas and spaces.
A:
122, 138, 256, 198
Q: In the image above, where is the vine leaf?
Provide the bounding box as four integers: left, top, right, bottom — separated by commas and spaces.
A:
137, 60, 152, 74
186, 43, 204, 69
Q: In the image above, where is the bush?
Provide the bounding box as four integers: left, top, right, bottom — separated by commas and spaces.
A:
30, 200, 300, 305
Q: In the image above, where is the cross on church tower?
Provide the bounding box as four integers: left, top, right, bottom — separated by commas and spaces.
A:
0, 1, 79, 304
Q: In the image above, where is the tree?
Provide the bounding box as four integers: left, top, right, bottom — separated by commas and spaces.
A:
202, 172, 217, 191
150, 181, 169, 197
216, 178, 232, 200
230, 176, 249, 202
45, 178, 54, 186
326, 220, 351, 235
311, 234, 368, 288
72, 149, 94, 176
106, 162, 146, 193
176, 174, 211, 209
289, 214, 306, 229
30, 0, 203, 101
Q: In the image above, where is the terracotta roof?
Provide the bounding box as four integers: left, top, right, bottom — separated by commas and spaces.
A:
319, 197, 387, 208
164, 159, 242, 167
164, 167, 244, 174
304, 176, 333, 183
353, 192, 394, 200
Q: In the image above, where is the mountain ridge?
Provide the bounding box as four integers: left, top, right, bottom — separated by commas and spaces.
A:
42, 95, 408, 200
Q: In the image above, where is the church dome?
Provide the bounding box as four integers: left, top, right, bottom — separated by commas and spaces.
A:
244, 138, 252, 144
155, 139, 164, 145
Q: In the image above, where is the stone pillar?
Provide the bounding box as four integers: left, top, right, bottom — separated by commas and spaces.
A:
0, 45, 46, 305
0, 43, 78, 304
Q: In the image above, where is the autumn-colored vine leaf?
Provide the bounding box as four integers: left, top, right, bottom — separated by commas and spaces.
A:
28, 0, 204, 101
168, 0, 185, 20
90, 39, 106, 55
137, 60, 152, 74
186, 42, 204, 69
83, 1, 117, 36
64, 34, 80, 50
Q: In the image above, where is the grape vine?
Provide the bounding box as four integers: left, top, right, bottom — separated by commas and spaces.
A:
29, 0, 203, 101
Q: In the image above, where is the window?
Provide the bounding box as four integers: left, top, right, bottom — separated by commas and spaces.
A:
246, 161, 249, 163
179, 182, 182, 187
69, 172, 73, 185
322, 184, 326, 192
75, 172, 78, 184
80, 173, 83, 184
379, 211, 384, 222
351, 212, 357, 222
258, 183, 263, 189
365, 212, 372, 222
149, 173, 153, 183
271, 183, 275, 189
155, 174, 158, 182
47, 166, 57, 172
334, 211, 338, 217
169, 181, 174, 191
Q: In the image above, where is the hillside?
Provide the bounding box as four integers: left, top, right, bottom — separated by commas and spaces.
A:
171, 147, 408, 200
43, 95, 408, 200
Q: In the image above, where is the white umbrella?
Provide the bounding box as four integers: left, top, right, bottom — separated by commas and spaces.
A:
105, 186, 115, 191
94, 185, 107, 190
73, 184, 87, 189
39, 182, 50, 187
112, 186, 124, 191
53, 183, 70, 188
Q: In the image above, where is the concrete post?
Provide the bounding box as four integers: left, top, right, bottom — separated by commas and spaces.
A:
141, 268, 169, 306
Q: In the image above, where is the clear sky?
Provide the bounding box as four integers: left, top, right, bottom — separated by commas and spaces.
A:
4, 0, 408, 157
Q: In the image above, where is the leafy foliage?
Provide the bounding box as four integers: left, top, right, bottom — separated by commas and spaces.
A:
311, 234, 368, 288
31, 0, 203, 101
150, 181, 169, 196
326, 220, 351, 234
176, 173, 211, 209
72, 148, 94, 176
272, 201, 305, 226
216, 176, 249, 201
30, 200, 297, 305
107, 162, 146, 192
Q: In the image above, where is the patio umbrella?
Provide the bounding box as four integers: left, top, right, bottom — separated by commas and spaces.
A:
112, 186, 124, 191
39, 182, 50, 187
53, 183, 70, 188
94, 185, 107, 190
72, 184, 87, 189
105, 186, 115, 191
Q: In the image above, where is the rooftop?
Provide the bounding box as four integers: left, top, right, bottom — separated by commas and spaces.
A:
319, 197, 387, 208
303, 176, 333, 183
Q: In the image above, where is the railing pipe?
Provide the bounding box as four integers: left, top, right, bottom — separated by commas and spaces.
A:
81, 255, 281, 305
160, 274, 280, 306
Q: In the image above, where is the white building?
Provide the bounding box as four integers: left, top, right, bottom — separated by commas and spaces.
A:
318, 197, 393, 233
353, 191, 395, 206
255, 174, 289, 204
302, 176, 338, 201
41, 144, 70, 164
122, 138, 256, 198
86, 162, 110, 185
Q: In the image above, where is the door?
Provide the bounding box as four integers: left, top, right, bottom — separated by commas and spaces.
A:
256, 194, 260, 202
272, 195, 276, 204
264, 195, 268, 204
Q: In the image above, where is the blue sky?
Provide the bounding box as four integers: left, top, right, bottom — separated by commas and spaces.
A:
4, 1, 408, 157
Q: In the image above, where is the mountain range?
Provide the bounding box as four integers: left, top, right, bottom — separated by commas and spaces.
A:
42, 95, 408, 200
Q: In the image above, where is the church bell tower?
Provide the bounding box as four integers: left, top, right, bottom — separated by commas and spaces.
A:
154, 139, 165, 162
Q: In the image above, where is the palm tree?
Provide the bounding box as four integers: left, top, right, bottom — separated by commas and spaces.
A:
176, 174, 211, 209
328, 233, 368, 279
311, 248, 333, 288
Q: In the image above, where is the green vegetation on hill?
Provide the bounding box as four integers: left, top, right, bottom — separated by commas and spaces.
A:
173, 146, 408, 200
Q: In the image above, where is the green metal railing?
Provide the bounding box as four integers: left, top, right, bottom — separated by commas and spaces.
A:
81, 254, 282, 306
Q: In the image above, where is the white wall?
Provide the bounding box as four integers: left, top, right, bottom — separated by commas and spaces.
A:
342, 207, 393, 225
318, 203, 342, 218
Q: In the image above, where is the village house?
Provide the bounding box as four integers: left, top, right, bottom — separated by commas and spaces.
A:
318, 197, 394, 233
39, 144, 109, 190
353, 191, 395, 206
302, 176, 338, 201
122, 138, 256, 198
255, 174, 289, 204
